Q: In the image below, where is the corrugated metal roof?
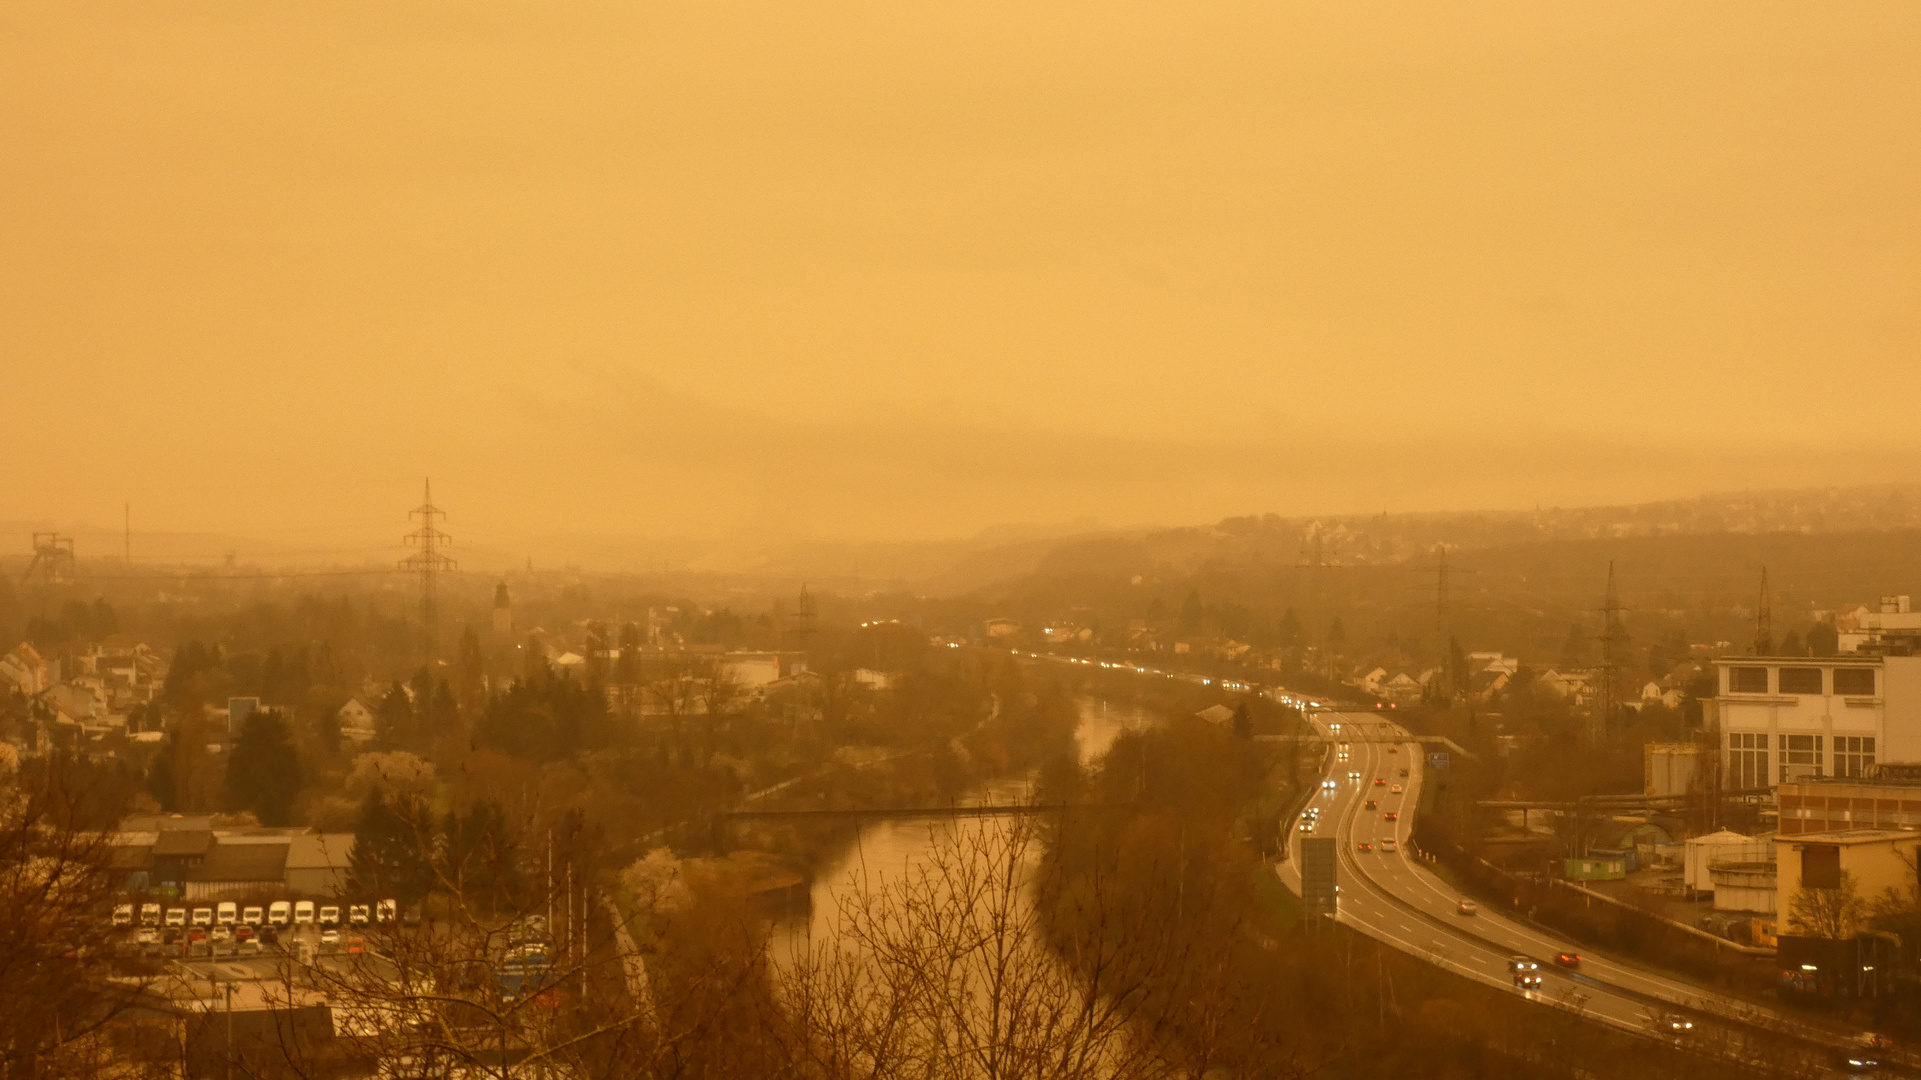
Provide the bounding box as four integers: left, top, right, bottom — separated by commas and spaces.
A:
152, 830, 214, 857
285, 833, 355, 871
187, 841, 288, 883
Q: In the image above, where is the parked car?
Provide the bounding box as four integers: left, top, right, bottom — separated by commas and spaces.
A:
216, 902, 237, 925
320, 929, 341, 950
238, 939, 262, 957
269, 901, 292, 926
211, 925, 232, 943
234, 924, 254, 941
140, 903, 162, 926
319, 905, 341, 927
191, 908, 213, 927
348, 904, 370, 926
242, 905, 264, 925
294, 901, 315, 925
347, 935, 365, 955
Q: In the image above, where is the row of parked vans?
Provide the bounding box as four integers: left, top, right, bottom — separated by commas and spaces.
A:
115, 899, 397, 929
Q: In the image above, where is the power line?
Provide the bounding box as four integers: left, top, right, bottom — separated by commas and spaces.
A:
400, 479, 456, 662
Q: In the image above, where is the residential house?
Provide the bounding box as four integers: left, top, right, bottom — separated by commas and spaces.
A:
0, 642, 50, 697
337, 698, 378, 744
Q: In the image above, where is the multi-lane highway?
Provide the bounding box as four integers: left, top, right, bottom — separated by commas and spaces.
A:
1277, 709, 1888, 1073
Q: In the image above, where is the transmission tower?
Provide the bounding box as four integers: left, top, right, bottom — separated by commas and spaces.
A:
793, 584, 818, 651
400, 480, 456, 662
1755, 566, 1773, 655
1592, 562, 1629, 742
20, 533, 76, 586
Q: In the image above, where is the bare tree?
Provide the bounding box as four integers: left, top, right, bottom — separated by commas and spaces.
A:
778, 810, 1197, 1080
1786, 869, 1865, 940
0, 757, 152, 1078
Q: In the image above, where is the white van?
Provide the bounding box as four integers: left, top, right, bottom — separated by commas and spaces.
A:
165, 907, 187, 927
112, 903, 134, 927
140, 903, 162, 926
191, 907, 214, 927
375, 899, 396, 923
318, 905, 340, 927
294, 900, 315, 925
269, 901, 292, 927
216, 902, 237, 925
242, 905, 264, 926
348, 904, 370, 926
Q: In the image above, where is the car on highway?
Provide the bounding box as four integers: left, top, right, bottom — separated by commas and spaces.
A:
1321, 779, 1337, 790
1554, 952, 1581, 968
1457, 900, 1477, 916
1373, 778, 1387, 786
1382, 811, 1398, 821
1399, 768, 1409, 777
1390, 784, 1404, 794
1380, 838, 1398, 852
1508, 956, 1539, 973
1363, 799, 1377, 810
1356, 842, 1374, 853
1512, 969, 1543, 989
1387, 745, 1398, 753
1299, 821, 1315, 833
1347, 771, 1360, 781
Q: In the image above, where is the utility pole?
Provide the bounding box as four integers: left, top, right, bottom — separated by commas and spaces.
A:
1756, 566, 1773, 656
400, 480, 456, 663
1593, 562, 1628, 742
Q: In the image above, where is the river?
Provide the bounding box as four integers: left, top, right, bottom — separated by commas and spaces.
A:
779, 696, 1154, 951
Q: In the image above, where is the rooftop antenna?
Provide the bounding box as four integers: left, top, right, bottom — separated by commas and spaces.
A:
401, 479, 456, 662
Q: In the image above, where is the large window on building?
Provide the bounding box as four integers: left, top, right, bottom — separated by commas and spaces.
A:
1729, 667, 1769, 693
1834, 667, 1877, 696
1729, 732, 1769, 790
1836, 736, 1877, 779
1780, 734, 1823, 781
1778, 667, 1823, 694
1802, 844, 1842, 889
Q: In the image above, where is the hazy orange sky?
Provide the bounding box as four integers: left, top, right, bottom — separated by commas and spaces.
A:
3, 1, 1918, 562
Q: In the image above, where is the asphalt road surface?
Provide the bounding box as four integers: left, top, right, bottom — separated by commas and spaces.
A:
1275, 709, 1893, 1075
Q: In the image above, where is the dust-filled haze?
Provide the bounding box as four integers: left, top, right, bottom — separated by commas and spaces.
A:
3, 1, 1917, 561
